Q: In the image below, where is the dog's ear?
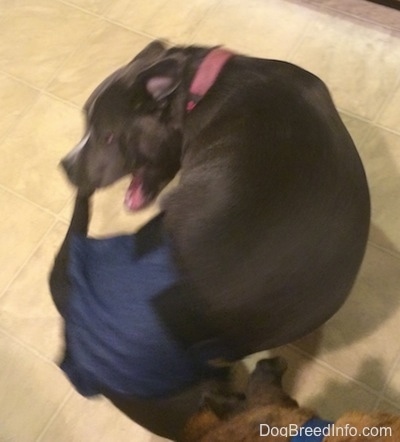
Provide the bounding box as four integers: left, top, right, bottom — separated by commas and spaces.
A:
138, 56, 185, 102
201, 392, 245, 419
130, 40, 167, 64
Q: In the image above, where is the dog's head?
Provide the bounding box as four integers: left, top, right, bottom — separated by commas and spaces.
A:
211, 357, 296, 414
183, 357, 299, 441
61, 41, 193, 210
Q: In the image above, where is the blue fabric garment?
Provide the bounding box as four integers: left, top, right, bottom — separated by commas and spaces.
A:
60, 214, 217, 399
291, 417, 333, 442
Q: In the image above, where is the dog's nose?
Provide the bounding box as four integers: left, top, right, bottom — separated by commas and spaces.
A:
60, 156, 74, 176
60, 132, 90, 176
59, 154, 81, 186
255, 357, 287, 375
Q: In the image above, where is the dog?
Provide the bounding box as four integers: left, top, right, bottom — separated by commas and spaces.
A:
183, 357, 400, 441
52, 41, 370, 439
59, 40, 370, 355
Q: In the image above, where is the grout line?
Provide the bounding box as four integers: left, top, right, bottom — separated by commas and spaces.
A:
101, 17, 170, 42
41, 24, 101, 93
0, 74, 82, 149
376, 393, 400, 410
35, 389, 74, 442
0, 69, 43, 93
0, 217, 59, 301
99, 0, 115, 17
0, 89, 43, 146
0, 68, 84, 110
40, 90, 82, 110
376, 349, 400, 403
186, 0, 223, 45
371, 71, 400, 125
287, 7, 321, 62
56, 0, 167, 44
0, 67, 79, 111
0, 187, 70, 302
56, 0, 105, 18
372, 393, 384, 411
338, 107, 375, 123
373, 121, 400, 136
338, 108, 400, 137
0, 326, 59, 365
0, 184, 69, 218
314, 1, 400, 35
287, 27, 309, 62
287, 344, 386, 398
335, 106, 400, 138
376, 395, 400, 410
57, 0, 216, 47
367, 240, 400, 262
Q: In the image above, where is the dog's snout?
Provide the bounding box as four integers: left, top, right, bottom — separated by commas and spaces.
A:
60, 132, 90, 180
59, 152, 80, 183
255, 357, 287, 375
60, 156, 73, 174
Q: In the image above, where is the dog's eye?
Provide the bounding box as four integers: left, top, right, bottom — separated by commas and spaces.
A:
105, 132, 114, 145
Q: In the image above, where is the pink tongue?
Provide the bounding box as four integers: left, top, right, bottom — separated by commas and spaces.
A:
124, 176, 147, 211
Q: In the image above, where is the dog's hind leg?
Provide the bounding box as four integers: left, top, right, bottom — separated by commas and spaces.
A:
49, 191, 92, 316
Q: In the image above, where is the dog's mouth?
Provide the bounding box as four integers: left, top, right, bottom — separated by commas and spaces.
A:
124, 173, 150, 211
124, 167, 173, 212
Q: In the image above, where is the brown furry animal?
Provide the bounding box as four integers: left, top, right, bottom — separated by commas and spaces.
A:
183, 357, 400, 441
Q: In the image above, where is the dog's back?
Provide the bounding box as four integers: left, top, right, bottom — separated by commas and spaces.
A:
162, 55, 370, 355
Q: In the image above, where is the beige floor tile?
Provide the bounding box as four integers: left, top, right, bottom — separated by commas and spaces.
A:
0, 0, 99, 88
104, 0, 216, 43
285, 350, 379, 419
102, 0, 166, 31
290, 12, 400, 120
0, 188, 54, 294
375, 399, 400, 414
90, 174, 180, 236
0, 222, 68, 361
89, 179, 161, 237
377, 83, 400, 133
58, 195, 75, 224
59, 178, 161, 237
381, 355, 400, 407
0, 332, 71, 441
47, 22, 153, 107
292, 244, 400, 392
244, 346, 378, 419
192, 0, 317, 58
304, 0, 400, 33
0, 95, 80, 213
62, 0, 111, 15
338, 115, 400, 254
38, 390, 167, 442
135, 0, 217, 43
0, 74, 39, 140
60, 175, 183, 238
357, 128, 400, 253
340, 112, 372, 147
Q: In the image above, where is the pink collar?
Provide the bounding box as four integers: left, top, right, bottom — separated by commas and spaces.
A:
186, 48, 234, 112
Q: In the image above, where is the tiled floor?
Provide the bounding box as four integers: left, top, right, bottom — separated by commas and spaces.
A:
0, 0, 400, 440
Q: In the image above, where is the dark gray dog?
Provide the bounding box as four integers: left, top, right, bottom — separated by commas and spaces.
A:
53, 41, 370, 439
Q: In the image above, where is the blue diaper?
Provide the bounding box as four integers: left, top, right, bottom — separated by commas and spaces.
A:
60, 214, 219, 399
